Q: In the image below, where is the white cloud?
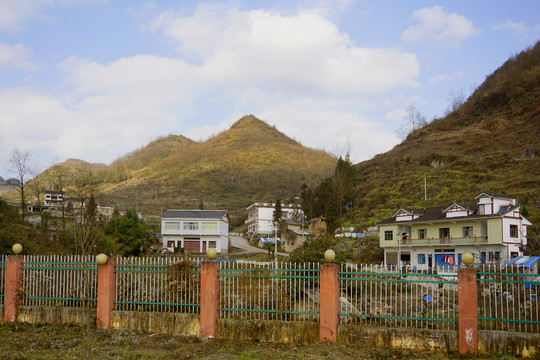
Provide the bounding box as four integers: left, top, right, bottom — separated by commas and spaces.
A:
385, 108, 408, 122
148, 5, 420, 95
429, 71, 464, 84
0, 43, 36, 69
492, 20, 540, 41
1, 4, 420, 172
402, 6, 480, 48
0, 0, 105, 32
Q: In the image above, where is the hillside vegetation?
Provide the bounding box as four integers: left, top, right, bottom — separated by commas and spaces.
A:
332, 42, 540, 250
91, 115, 336, 223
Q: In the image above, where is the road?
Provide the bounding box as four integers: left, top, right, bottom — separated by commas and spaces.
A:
229, 235, 289, 257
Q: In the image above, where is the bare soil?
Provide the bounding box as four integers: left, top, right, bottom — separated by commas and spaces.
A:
0, 322, 518, 360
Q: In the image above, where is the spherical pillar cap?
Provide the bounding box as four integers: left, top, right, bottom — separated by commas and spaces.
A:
324, 249, 336, 262
207, 248, 217, 260
97, 253, 109, 265
462, 252, 474, 266
12, 243, 23, 254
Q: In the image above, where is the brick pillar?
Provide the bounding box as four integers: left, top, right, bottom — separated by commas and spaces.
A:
200, 261, 220, 337
320, 263, 339, 342
96, 258, 117, 329
458, 267, 478, 354
4, 255, 23, 322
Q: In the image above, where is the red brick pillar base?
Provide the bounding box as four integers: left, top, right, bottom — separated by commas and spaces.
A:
96, 258, 117, 329
458, 267, 478, 354
4, 255, 23, 322
200, 261, 220, 337
320, 263, 339, 342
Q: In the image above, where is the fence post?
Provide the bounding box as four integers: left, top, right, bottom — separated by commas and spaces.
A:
458, 267, 478, 354
200, 261, 220, 337
4, 255, 23, 322
320, 263, 339, 342
96, 258, 116, 329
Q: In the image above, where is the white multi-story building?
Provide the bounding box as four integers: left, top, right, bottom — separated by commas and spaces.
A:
161, 210, 229, 253
245, 202, 301, 236
378, 192, 532, 269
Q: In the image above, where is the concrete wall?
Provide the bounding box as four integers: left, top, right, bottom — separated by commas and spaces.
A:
111, 310, 199, 336
478, 330, 540, 357
17, 305, 94, 326
338, 325, 458, 352
216, 319, 319, 345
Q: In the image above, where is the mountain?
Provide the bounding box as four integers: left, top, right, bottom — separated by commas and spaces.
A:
93, 115, 336, 223
346, 42, 540, 247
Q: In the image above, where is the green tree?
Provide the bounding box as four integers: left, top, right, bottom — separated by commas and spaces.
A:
104, 208, 153, 256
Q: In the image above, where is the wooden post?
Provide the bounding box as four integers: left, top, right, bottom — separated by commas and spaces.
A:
96, 258, 116, 329
200, 261, 220, 337
458, 267, 478, 354
319, 263, 339, 342
4, 255, 23, 322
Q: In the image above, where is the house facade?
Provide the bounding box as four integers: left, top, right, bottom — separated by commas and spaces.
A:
378, 193, 531, 270
161, 210, 229, 253
245, 203, 302, 236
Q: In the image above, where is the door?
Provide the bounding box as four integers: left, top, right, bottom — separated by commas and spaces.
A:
183, 240, 200, 253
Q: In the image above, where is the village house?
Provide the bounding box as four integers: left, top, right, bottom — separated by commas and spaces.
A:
377, 192, 532, 270
245, 202, 302, 236
307, 216, 327, 234
279, 218, 311, 252
161, 209, 229, 253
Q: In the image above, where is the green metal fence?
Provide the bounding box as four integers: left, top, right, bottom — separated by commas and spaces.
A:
478, 264, 540, 333
21, 255, 98, 307
339, 264, 458, 329
115, 257, 201, 313
218, 261, 320, 321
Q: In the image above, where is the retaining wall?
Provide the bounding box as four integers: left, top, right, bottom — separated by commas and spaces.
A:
17, 305, 94, 326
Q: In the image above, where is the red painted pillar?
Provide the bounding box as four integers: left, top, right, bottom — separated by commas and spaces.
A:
319, 263, 339, 342
458, 267, 478, 354
96, 258, 117, 329
4, 255, 23, 322
200, 261, 220, 337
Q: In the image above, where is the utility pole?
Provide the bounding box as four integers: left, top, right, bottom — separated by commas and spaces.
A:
424, 175, 427, 200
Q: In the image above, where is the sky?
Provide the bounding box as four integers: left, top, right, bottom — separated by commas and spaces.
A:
1, 0, 540, 179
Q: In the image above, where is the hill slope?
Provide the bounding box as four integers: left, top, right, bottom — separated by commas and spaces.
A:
348, 42, 540, 248
94, 115, 336, 221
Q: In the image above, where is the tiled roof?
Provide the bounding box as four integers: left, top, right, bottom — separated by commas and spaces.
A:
161, 210, 227, 219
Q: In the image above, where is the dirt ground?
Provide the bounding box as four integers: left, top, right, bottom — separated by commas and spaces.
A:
0, 322, 520, 360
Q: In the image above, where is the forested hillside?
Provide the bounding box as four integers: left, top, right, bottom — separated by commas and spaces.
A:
306, 42, 540, 251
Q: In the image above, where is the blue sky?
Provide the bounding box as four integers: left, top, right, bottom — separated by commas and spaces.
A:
1, 0, 539, 179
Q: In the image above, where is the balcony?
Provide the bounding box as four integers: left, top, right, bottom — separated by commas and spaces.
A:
398, 236, 488, 246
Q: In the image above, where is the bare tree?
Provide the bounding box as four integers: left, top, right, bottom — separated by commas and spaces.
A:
7, 148, 32, 219
445, 87, 466, 115
396, 104, 427, 140
48, 162, 70, 230
30, 164, 45, 207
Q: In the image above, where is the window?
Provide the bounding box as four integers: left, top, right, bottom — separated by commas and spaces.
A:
510, 225, 518, 238
183, 222, 199, 230
478, 204, 486, 215
488, 251, 500, 262
384, 230, 393, 241
418, 229, 427, 239
208, 241, 217, 249
439, 228, 450, 238
202, 222, 218, 231
164, 222, 181, 230
511, 252, 519, 258
167, 241, 175, 248
462, 226, 473, 238
418, 254, 426, 264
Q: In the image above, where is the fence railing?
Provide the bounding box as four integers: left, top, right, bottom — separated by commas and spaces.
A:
115, 257, 201, 313
338, 264, 458, 330
21, 255, 98, 307
218, 261, 320, 322
478, 264, 539, 333
0, 254, 5, 305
